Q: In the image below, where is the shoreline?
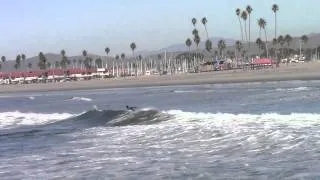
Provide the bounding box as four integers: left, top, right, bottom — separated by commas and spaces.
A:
1, 64, 320, 94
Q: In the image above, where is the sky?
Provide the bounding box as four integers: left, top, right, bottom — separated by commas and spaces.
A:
0, 0, 319, 59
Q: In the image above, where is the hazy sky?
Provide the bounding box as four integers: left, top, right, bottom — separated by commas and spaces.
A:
0, 0, 318, 59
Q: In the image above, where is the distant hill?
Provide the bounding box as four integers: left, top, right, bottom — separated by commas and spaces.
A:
160, 37, 237, 52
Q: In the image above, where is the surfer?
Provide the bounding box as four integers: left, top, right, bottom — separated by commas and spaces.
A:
126, 105, 137, 111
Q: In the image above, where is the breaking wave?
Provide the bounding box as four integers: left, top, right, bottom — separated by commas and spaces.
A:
1, 109, 320, 137
69, 97, 93, 102
274, 87, 311, 92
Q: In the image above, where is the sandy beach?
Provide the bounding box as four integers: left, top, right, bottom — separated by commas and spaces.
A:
1, 62, 320, 94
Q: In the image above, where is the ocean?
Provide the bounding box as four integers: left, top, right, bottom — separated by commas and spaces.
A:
0, 80, 320, 179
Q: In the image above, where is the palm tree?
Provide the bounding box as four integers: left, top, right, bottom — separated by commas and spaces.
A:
277, 35, 284, 59
192, 28, 199, 36
130, 42, 136, 56
236, 8, 244, 41
256, 38, 263, 56
301, 35, 308, 44
105, 47, 110, 56
82, 50, 89, 69
218, 39, 226, 58
14, 63, 18, 71
205, 39, 212, 52
201, 17, 209, 39
60, 49, 68, 69
185, 38, 192, 58
21, 54, 26, 70
105, 47, 110, 68
235, 41, 243, 66
185, 38, 192, 70
15, 55, 21, 70
272, 38, 278, 58
38, 52, 47, 70
1, 56, 5, 64
192, 18, 197, 27
121, 53, 125, 75
241, 11, 248, 42
95, 58, 102, 68
28, 62, 32, 71
272, 4, 279, 40
300, 35, 309, 58
284, 34, 292, 53
193, 34, 200, 56
246, 6, 253, 50
258, 18, 268, 58
115, 55, 120, 76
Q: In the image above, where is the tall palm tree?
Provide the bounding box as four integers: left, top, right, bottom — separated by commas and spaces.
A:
14, 63, 18, 71
205, 39, 212, 52
15, 54, 21, 70
300, 35, 309, 58
60, 49, 68, 69
218, 40, 226, 58
130, 42, 136, 56
192, 28, 199, 36
185, 38, 192, 70
277, 35, 284, 59
185, 38, 192, 58
21, 54, 26, 70
121, 53, 125, 75
105, 47, 110, 68
192, 18, 197, 27
38, 52, 47, 70
1, 56, 5, 64
82, 50, 89, 69
301, 34, 308, 45
258, 18, 268, 58
246, 6, 253, 50
201, 17, 209, 39
272, 38, 278, 58
121, 53, 125, 60
284, 34, 292, 51
241, 11, 248, 42
235, 41, 243, 66
193, 34, 200, 57
236, 8, 244, 41
256, 38, 263, 56
272, 4, 279, 40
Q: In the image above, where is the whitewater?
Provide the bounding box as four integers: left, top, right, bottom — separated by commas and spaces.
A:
0, 80, 320, 179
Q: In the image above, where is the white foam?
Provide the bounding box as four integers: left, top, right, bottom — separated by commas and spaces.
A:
164, 110, 320, 128
70, 97, 93, 102
0, 111, 74, 129
274, 87, 311, 92
29, 96, 35, 100
172, 90, 195, 93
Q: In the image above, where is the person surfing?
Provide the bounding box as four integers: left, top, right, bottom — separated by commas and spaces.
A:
126, 105, 137, 111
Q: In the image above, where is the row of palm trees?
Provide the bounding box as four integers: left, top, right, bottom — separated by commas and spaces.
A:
0, 41, 141, 74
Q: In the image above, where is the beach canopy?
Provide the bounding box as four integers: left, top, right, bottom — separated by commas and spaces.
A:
254, 58, 273, 65
0, 68, 98, 79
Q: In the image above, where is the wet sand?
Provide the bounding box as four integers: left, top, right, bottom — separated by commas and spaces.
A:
1, 62, 320, 94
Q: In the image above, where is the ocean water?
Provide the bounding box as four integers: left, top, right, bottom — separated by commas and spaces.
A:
1, 80, 320, 179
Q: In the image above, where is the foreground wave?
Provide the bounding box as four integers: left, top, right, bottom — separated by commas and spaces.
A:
1, 109, 320, 130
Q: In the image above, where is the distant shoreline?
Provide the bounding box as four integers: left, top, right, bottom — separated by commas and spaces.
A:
0, 63, 320, 94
